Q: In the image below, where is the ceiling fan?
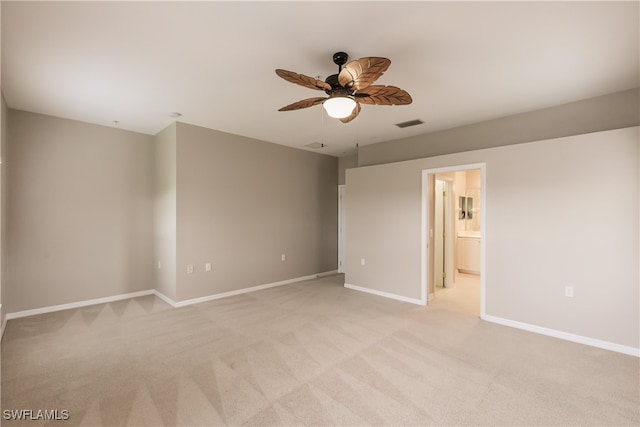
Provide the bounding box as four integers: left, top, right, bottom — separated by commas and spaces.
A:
275, 52, 412, 123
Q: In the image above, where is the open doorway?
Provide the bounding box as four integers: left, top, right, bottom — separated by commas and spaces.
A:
421, 164, 486, 318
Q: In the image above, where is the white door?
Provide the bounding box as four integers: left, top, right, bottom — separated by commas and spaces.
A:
443, 181, 454, 287
338, 185, 346, 273
435, 179, 454, 288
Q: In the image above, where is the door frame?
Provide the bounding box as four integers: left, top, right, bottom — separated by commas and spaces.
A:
338, 185, 346, 273
434, 175, 454, 289
421, 163, 486, 319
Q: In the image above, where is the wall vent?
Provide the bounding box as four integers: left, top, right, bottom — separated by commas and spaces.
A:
305, 142, 326, 149
395, 119, 424, 128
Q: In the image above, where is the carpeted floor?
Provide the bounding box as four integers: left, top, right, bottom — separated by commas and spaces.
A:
2, 274, 639, 426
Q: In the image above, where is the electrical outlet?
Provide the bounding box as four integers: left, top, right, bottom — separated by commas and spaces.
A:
187, 264, 194, 274
361, 258, 366, 266
565, 286, 574, 297
205, 262, 212, 272
157, 261, 162, 270
281, 254, 286, 262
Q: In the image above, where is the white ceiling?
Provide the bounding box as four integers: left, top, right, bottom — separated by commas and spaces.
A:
2, 1, 638, 157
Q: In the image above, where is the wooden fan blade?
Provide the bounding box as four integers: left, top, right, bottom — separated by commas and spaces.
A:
276, 69, 331, 91
278, 97, 327, 111
355, 85, 412, 106
339, 102, 361, 123
338, 57, 391, 90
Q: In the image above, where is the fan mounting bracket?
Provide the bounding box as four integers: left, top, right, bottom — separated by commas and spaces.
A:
332, 52, 349, 71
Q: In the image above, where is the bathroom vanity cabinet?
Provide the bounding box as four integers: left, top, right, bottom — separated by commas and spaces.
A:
457, 233, 480, 275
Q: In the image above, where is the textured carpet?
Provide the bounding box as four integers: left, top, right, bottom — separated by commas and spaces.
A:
2, 274, 639, 426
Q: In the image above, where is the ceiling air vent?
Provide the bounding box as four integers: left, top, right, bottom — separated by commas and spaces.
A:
305, 142, 327, 149
395, 119, 424, 128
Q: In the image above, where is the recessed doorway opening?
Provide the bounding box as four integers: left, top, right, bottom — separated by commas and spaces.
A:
421, 163, 486, 319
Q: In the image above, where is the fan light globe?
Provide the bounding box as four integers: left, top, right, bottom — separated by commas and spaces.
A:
323, 97, 357, 119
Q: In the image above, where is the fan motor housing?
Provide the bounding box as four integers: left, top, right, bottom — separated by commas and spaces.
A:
324, 74, 341, 93
324, 74, 354, 98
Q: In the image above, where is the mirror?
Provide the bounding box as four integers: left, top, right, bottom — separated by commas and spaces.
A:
459, 189, 480, 231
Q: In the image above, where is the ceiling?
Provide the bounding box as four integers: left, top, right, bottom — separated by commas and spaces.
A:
2, 1, 638, 157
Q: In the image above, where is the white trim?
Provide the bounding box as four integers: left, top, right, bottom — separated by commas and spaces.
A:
485, 315, 640, 357
156, 271, 338, 308
338, 185, 346, 274
4, 275, 634, 357
420, 172, 429, 305
316, 270, 339, 278
5, 290, 156, 320
421, 163, 487, 318
344, 282, 423, 305
152, 290, 179, 308
2, 272, 339, 322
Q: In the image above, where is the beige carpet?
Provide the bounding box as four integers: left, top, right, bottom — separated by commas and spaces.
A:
2, 274, 639, 426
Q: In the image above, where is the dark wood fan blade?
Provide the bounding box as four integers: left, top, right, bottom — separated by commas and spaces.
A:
276, 69, 332, 91
355, 85, 412, 105
278, 97, 327, 111
339, 102, 361, 123
338, 57, 391, 90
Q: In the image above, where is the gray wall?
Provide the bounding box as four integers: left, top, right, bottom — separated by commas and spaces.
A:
1, 94, 6, 326
154, 124, 177, 300
174, 123, 338, 301
1, 0, 4, 327
6, 110, 156, 312
358, 88, 640, 166
2, 111, 338, 312
338, 154, 357, 186
346, 127, 639, 348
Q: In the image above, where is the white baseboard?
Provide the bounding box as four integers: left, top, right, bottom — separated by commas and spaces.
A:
316, 270, 339, 278
160, 271, 338, 308
344, 283, 425, 305
153, 289, 179, 308
3, 277, 636, 359
4, 290, 156, 321
3, 271, 338, 320
484, 315, 640, 357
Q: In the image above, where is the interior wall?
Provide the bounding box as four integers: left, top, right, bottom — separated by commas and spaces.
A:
0, 0, 4, 331
347, 164, 423, 300
174, 122, 338, 301
153, 123, 177, 300
338, 154, 357, 185
6, 110, 156, 312
358, 89, 640, 167
346, 127, 639, 349
0, 94, 6, 327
